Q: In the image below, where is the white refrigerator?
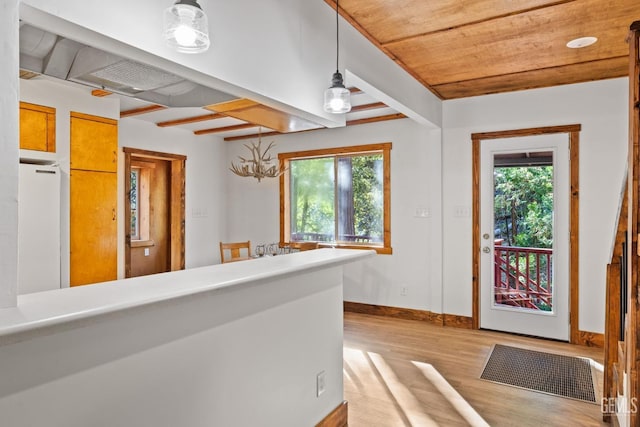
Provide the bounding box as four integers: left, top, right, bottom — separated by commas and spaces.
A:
18, 162, 61, 294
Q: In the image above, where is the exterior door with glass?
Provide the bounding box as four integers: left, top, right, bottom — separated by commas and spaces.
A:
479, 134, 569, 341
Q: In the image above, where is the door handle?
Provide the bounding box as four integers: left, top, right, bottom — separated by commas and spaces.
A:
482, 247, 490, 253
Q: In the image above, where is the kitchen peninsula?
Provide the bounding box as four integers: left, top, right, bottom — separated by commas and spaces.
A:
0, 248, 373, 426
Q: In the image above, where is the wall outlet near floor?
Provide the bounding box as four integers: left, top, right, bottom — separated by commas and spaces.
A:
316, 371, 326, 397
401, 286, 408, 296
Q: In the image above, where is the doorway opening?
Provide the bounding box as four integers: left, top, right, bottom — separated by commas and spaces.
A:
123, 147, 186, 278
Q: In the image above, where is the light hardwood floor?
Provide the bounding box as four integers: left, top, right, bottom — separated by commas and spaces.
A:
343, 312, 607, 427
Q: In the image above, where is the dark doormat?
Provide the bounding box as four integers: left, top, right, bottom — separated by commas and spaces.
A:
480, 344, 598, 404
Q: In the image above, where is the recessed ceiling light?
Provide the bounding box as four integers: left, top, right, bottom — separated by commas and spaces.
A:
566, 37, 598, 49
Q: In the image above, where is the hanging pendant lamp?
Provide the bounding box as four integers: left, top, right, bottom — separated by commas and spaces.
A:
323, 0, 351, 113
164, 0, 210, 54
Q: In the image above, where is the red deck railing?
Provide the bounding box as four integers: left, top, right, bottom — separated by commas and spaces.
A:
494, 244, 553, 311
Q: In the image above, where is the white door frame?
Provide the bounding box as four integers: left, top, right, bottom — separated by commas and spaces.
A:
472, 125, 582, 344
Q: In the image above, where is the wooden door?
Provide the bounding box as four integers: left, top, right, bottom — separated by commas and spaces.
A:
70, 112, 117, 172
123, 148, 186, 278
129, 158, 171, 277
70, 170, 117, 286
20, 102, 56, 152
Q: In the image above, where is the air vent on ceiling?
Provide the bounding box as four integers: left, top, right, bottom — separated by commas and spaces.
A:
68, 47, 185, 95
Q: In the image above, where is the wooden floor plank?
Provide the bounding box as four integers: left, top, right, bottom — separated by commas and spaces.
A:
344, 312, 606, 426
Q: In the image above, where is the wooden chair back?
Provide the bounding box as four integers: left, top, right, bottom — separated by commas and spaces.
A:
289, 241, 319, 252
219, 241, 251, 263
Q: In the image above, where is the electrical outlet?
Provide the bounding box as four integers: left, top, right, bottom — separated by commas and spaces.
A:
316, 371, 326, 397
401, 286, 408, 296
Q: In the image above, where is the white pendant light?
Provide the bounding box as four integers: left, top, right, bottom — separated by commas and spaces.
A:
323, 0, 351, 114
164, 0, 210, 54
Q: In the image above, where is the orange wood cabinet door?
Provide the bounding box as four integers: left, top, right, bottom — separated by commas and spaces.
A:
20, 102, 56, 152
70, 169, 117, 286
70, 112, 117, 172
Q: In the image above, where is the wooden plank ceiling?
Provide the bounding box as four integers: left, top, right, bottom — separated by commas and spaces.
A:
328, 0, 640, 99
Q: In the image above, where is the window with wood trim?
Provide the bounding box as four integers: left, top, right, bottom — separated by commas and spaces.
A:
130, 160, 153, 243
279, 143, 392, 254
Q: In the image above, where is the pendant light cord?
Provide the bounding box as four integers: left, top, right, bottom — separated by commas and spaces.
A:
335, 0, 340, 72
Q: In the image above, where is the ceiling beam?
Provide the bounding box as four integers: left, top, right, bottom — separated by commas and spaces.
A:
350, 101, 386, 112
156, 113, 226, 127
346, 113, 406, 126
194, 123, 258, 135
224, 112, 406, 141
224, 129, 285, 141
92, 89, 113, 97
120, 104, 167, 118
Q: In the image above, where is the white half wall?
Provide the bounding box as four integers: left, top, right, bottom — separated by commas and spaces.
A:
442, 78, 629, 333
0, 255, 354, 427
225, 119, 444, 313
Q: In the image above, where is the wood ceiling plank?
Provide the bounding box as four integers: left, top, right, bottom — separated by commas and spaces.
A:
333, 0, 565, 44
384, 0, 639, 86
156, 113, 225, 127
434, 57, 628, 99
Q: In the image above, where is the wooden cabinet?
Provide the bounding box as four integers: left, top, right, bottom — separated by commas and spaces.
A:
70, 170, 117, 286
70, 112, 118, 286
20, 102, 56, 152
70, 112, 117, 172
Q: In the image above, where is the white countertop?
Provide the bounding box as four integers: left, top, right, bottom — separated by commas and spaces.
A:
0, 248, 374, 341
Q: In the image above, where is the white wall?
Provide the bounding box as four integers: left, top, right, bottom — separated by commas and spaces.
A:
442, 78, 629, 333
118, 119, 228, 268
225, 119, 444, 313
0, 0, 20, 307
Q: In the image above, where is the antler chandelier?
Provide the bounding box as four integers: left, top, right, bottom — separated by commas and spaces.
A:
229, 129, 286, 182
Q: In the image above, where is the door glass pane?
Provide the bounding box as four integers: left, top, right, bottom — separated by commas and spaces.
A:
493, 151, 554, 312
